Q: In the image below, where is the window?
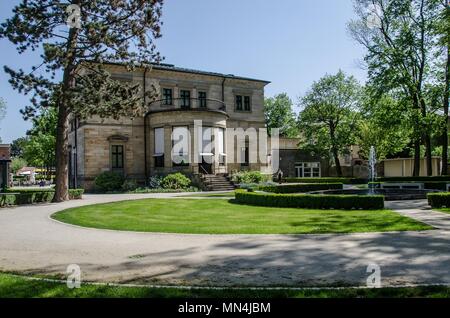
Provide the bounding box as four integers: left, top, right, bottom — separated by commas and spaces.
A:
172, 126, 190, 166
218, 128, 225, 166
235, 95, 243, 111
154, 128, 164, 167
162, 88, 173, 105
111, 145, 124, 170
295, 162, 321, 178
198, 91, 207, 108
240, 146, 249, 167
244, 96, 251, 111
180, 90, 191, 108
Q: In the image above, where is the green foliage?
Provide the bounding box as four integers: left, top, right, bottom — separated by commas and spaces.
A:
160, 173, 191, 190
148, 176, 163, 189
264, 93, 299, 137
297, 70, 361, 175
0, 0, 164, 201
235, 190, 384, 210
121, 179, 139, 192
259, 183, 343, 193
283, 177, 367, 184
10, 157, 27, 174
22, 107, 56, 169
0, 189, 83, 207
94, 172, 124, 192
378, 176, 450, 182
357, 91, 412, 160
231, 171, 270, 184
428, 192, 450, 208
10, 137, 27, 158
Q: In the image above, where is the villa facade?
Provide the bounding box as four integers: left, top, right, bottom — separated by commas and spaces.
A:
68, 63, 271, 189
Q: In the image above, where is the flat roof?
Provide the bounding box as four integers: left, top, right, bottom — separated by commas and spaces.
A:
85, 61, 271, 84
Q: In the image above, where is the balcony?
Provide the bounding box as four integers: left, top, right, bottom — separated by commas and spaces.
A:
145, 97, 227, 115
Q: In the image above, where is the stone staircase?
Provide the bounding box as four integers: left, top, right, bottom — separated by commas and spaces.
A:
201, 174, 236, 191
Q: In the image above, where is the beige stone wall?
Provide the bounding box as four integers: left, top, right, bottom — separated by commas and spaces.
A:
71, 63, 269, 189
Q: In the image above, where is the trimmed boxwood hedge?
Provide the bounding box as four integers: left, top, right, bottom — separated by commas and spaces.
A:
0, 189, 84, 207
283, 177, 366, 184
378, 176, 450, 182
369, 181, 450, 191
427, 193, 450, 208
235, 190, 384, 210
259, 183, 343, 194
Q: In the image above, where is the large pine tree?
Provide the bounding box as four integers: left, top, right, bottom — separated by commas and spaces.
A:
0, 0, 163, 201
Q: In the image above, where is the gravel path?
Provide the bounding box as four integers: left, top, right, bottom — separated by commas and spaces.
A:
1, 193, 450, 287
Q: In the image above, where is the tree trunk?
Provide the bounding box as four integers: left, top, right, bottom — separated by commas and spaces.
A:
53, 19, 79, 202
424, 133, 433, 176
332, 148, 342, 177
442, 43, 450, 175
413, 139, 421, 177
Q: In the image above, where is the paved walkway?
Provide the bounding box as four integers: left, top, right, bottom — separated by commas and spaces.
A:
1, 193, 450, 287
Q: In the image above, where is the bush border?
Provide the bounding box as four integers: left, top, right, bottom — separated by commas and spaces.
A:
235, 190, 384, 210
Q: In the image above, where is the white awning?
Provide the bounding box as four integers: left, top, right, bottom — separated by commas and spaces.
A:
200, 153, 214, 156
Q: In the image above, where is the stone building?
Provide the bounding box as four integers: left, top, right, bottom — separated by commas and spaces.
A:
68, 63, 271, 189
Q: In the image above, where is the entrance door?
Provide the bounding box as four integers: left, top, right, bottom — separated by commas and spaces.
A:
199, 156, 212, 174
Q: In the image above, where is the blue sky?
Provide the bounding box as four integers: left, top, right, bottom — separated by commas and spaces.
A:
0, 0, 366, 143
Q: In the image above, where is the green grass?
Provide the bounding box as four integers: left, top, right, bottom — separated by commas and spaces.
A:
179, 192, 235, 198
1, 273, 449, 298
51, 198, 432, 234
436, 208, 450, 214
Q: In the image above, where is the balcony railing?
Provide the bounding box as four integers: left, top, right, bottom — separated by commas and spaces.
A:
146, 97, 227, 114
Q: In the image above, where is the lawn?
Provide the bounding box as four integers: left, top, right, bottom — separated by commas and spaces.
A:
1, 273, 449, 298
51, 198, 431, 234
179, 192, 235, 198
436, 208, 450, 215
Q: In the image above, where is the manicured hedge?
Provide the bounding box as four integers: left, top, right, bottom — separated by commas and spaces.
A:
428, 193, 450, 208
378, 176, 450, 182
235, 190, 384, 210
0, 189, 84, 207
369, 181, 450, 191
259, 183, 343, 194
283, 177, 366, 184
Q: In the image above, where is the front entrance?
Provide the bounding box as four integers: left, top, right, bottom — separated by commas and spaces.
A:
199, 156, 212, 174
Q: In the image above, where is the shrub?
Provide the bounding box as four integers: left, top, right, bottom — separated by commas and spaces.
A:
0, 189, 84, 207
259, 183, 343, 194
122, 179, 139, 192
231, 171, 270, 184
148, 175, 163, 189
283, 177, 366, 184
68, 189, 84, 199
94, 171, 124, 192
428, 193, 450, 208
378, 176, 450, 182
161, 173, 191, 190
234, 190, 384, 210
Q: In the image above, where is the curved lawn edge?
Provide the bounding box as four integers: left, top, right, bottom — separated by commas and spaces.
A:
50, 198, 433, 235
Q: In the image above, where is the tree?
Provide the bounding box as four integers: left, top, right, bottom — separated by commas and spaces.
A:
349, 0, 443, 176
357, 89, 412, 159
264, 93, 299, 137
10, 137, 28, 158
432, 1, 450, 174
0, 0, 163, 201
0, 97, 5, 142
10, 157, 27, 174
297, 71, 361, 177
22, 107, 57, 178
